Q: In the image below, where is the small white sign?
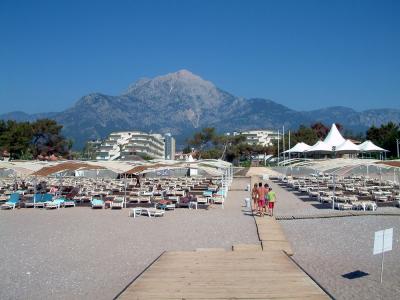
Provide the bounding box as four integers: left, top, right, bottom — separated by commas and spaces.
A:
373, 228, 393, 255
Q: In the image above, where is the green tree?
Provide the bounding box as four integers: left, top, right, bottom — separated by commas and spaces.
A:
366, 122, 400, 157
0, 119, 71, 160
188, 127, 218, 159
31, 119, 71, 158
311, 122, 330, 139
0, 120, 33, 159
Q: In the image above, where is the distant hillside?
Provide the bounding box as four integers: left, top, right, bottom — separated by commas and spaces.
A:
1, 70, 399, 149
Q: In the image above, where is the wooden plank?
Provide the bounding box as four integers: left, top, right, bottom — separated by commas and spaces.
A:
232, 244, 262, 251
261, 241, 294, 256
118, 251, 329, 299
195, 248, 226, 252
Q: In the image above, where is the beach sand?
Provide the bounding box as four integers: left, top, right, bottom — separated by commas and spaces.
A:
0, 178, 259, 300
264, 174, 400, 300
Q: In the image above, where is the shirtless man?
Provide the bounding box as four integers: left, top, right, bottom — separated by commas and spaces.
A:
257, 182, 267, 217
251, 183, 258, 213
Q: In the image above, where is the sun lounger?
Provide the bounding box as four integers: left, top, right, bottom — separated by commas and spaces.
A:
111, 197, 124, 209
63, 198, 76, 207
35, 193, 53, 208
154, 200, 175, 210
0, 193, 20, 210
91, 198, 105, 209
141, 207, 165, 217
211, 194, 225, 208
129, 207, 143, 218
24, 193, 41, 208
46, 198, 65, 209
196, 197, 208, 205
203, 190, 213, 197
139, 196, 151, 203
337, 202, 353, 210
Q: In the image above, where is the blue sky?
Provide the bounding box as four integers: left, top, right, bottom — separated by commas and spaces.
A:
0, 0, 399, 114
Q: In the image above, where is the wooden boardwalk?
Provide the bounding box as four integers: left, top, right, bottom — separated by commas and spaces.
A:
256, 216, 294, 255
118, 250, 329, 299
117, 173, 329, 299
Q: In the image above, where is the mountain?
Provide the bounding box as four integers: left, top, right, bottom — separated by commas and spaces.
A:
0, 111, 57, 122
1, 70, 399, 149
302, 106, 400, 133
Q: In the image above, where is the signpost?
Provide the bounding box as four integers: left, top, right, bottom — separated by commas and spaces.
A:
373, 228, 393, 283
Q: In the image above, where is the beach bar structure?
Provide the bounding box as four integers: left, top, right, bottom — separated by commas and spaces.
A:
283, 124, 389, 160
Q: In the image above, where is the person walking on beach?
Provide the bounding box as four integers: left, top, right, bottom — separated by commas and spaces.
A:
267, 187, 276, 217
264, 183, 270, 210
251, 183, 258, 213
257, 182, 267, 217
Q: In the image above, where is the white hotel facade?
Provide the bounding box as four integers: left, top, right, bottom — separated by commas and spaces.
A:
227, 129, 280, 147
96, 131, 169, 160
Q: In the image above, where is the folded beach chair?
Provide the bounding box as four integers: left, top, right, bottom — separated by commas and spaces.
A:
91, 198, 105, 209
0, 193, 20, 210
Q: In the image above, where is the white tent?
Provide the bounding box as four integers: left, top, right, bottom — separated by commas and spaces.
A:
358, 140, 388, 153
305, 140, 332, 154
336, 139, 360, 153
283, 142, 311, 153
324, 124, 346, 148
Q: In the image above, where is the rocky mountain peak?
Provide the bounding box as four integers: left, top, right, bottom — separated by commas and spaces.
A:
123, 69, 216, 96
1, 70, 399, 150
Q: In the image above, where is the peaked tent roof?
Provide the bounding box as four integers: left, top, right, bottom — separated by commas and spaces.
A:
335, 139, 360, 153
283, 142, 311, 153
324, 124, 346, 148
358, 140, 388, 152
305, 140, 332, 153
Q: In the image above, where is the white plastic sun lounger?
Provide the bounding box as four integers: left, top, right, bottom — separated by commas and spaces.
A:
141, 207, 165, 217
110, 197, 124, 209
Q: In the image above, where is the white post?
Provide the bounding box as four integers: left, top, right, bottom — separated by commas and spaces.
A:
277, 130, 280, 165
33, 176, 37, 205
288, 130, 291, 161
332, 173, 336, 210
380, 233, 385, 283
282, 125, 285, 165
124, 173, 127, 208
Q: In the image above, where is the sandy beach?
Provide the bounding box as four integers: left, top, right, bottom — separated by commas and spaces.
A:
266, 178, 400, 300
0, 178, 259, 300
2, 170, 399, 300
